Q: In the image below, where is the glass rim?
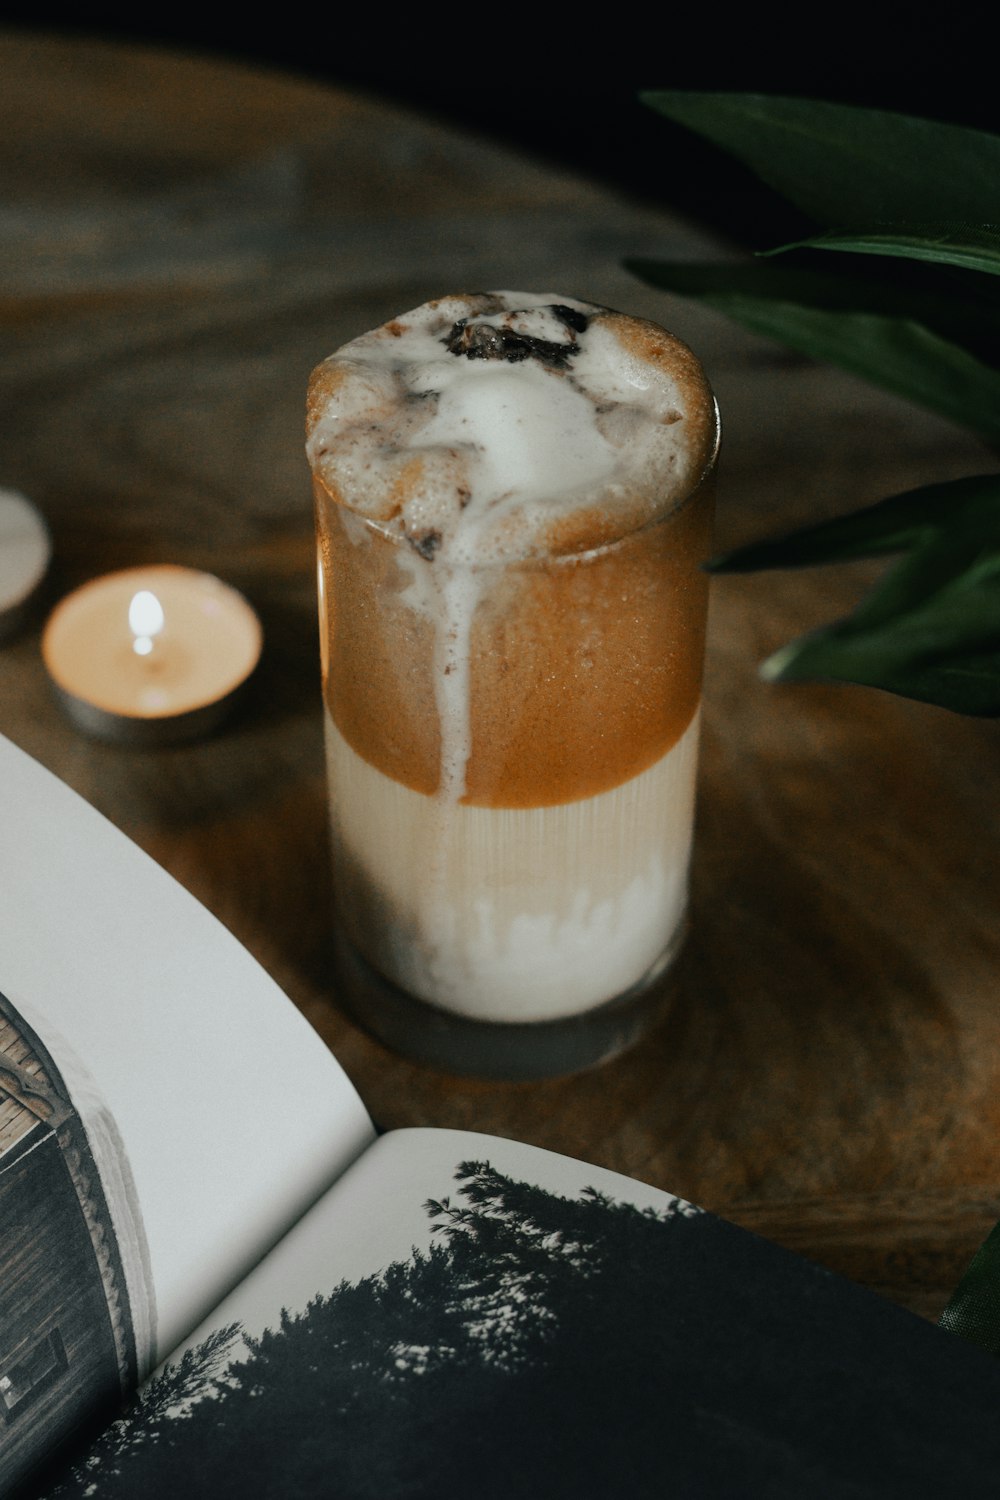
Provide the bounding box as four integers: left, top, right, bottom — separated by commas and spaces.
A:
314, 404, 719, 571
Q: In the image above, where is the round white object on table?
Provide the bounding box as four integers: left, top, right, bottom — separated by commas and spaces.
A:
0, 488, 51, 639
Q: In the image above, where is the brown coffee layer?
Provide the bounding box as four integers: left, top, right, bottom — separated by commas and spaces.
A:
316, 473, 714, 808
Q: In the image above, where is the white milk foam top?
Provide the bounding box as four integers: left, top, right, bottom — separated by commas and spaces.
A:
311, 293, 711, 1020
307, 291, 706, 567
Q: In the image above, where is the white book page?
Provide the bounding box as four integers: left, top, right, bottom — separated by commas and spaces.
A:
168, 1125, 683, 1353
0, 733, 374, 1369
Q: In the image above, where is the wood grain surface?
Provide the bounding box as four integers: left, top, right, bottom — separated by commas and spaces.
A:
2, 32, 999, 1324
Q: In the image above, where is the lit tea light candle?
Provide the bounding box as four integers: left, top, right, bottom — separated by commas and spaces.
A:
0, 488, 51, 640
42, 565, 263, 744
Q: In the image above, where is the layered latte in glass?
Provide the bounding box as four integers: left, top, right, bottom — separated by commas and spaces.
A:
308, 292, 718, 1076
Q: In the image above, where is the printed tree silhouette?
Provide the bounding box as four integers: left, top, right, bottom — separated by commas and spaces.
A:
42, 1325, 243, 1497
45, 1162, 711, 1500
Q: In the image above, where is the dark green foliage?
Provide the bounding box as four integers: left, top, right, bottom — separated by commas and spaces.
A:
639, 93, 1000, 230
632, 93, 1000, 713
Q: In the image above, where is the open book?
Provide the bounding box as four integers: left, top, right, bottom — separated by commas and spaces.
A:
3, 730, 1000, 1499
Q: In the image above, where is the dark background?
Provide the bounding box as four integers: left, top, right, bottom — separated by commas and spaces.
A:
1, 7, 993, 244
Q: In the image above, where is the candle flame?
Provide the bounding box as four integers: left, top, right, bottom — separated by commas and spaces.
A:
129, 589, 165, 657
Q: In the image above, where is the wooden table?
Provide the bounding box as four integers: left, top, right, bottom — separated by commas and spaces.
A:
3, 31, 998, 1325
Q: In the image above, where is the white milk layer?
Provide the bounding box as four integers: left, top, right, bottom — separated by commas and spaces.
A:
326, 709, 701, 1024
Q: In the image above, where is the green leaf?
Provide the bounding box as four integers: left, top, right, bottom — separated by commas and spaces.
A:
767, 559, 1000, 670
940, 1221, 1000, 1355
759, 520, 1000, 716
847, 514, 1000, 633
735, 475, 1000, 714
775, 646, 1000, 717
763, 634, 1000, 717
627, 256, 1000, 371
663, 290, 1000, 443
633, 92, 1000, 713
762, 225, 1000, 278
629, 256, 945, 319
640, 92, 1000, 231
711, 474, 1000, 573
723, 298, 1000, 444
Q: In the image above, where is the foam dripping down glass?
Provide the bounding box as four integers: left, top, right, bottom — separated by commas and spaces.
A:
308, 292, 719, 1078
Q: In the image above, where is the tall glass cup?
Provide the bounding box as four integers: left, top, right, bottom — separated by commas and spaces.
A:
308, 293, 718, 1079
